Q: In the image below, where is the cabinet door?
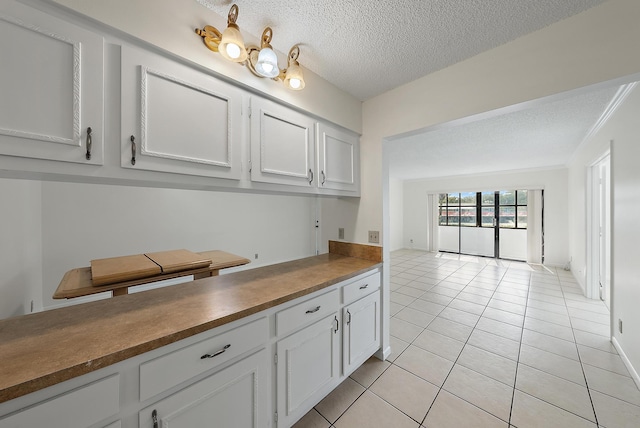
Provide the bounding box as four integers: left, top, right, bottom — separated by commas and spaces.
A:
343, 291, 380, 375
276, 313, 340, 427
250, 97, 316, 187
121, 45, 244, 179
316, 122, 359, 193
139, 349, 268, 428
0, 1, 104, 165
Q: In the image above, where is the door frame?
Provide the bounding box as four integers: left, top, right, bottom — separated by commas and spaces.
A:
586, 150, 611, 303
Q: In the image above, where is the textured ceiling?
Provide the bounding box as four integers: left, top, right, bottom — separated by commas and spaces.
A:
386, 84, 621, 180
197, 0, 606, 101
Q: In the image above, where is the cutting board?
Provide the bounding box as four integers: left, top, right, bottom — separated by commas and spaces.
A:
91, 249, 212, 286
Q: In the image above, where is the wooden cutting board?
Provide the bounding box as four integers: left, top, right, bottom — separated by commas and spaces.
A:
91, 249, 212, 286
91, 254, 162, 286
145, 249, 212, 274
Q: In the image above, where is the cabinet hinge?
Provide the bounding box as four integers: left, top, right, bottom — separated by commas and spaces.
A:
274, 353, 278, 364
248, 106, 252, 119
248, 159, 252, 173
275, 411, 278, 422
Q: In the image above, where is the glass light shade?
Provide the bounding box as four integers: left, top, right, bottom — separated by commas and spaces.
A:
255, 48, 279, 78
284, 63, 305, 90
218, 25, 247, 62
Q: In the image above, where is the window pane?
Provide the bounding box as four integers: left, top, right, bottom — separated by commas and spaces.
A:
439, 193, 447, 205
460, 192, 476, 205
460, 207, 476, 227
517, 207, 528, 228
499, 190, 515, 205
517, 190, 528, 205
448, 193, 460, 205
448, 207, 460, 225
439, 206, 447, 225
481, 207, 495, 227
481, 192, 495, 205
499, 206, 515, 228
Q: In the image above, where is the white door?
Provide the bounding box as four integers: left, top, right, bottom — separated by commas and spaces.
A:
0, 1, 104, 165
599, 156, 611, 309
276, 313, 340, 427
316, 123, 359, 193
343, 291, 380, 375
250, 97, 316, 188
121, 45, 244, 179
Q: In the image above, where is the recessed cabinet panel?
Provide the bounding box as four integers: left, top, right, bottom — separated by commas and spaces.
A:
343, 291, 380, 375
250, 97, 315, 187
140, 350, 268, 428
121, 46, 243, 179
317, 123, 359, 193
277, 314, 340, 427
0, 1, 104, 164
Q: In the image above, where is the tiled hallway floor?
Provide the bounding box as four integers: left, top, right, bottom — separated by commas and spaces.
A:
294, 250, 640, 428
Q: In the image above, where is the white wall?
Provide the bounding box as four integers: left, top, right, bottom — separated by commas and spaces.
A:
402, 168, 569, 266
568, 85, 640, 381
39, 181, 318, 310
0, 179, 42, 318
353, 0, 640, 248
388, 178, 403, 251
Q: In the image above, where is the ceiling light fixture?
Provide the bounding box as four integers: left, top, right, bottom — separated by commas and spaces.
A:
195, 4, 305, 90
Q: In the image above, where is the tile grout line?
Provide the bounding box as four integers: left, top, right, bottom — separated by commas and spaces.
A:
557, 269, 601, 427
506, 266, 533, 426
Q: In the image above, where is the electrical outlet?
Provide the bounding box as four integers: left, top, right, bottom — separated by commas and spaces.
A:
338, 228, 345, 240
368, 230, 379, 244
619, 319, 623, 334
255, 253, 259, 260
410, 239, 414, 243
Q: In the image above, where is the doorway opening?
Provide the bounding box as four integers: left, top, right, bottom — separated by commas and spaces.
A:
588, 153, 611, 308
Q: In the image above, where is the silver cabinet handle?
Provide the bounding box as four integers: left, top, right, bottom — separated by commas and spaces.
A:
306, 305, 321, 314
85, 127, 92, 160
334, 316, 339, 333
359, 284, 369, 290
201, 344, 231, 359
346, 309, 352, 325
130, 135, 137, 165
308, 169, 314, 185
321, 170, 326, 185
152, 409, 158, 428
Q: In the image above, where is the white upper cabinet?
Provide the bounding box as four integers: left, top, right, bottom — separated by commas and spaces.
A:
0, 1, 104, 165
316, 123, 360, 193
121, 45, 244, 180
249, 96, 316, 188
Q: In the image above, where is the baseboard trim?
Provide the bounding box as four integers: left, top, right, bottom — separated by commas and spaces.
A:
612, 336, 640, 390
375, 345, 391, 361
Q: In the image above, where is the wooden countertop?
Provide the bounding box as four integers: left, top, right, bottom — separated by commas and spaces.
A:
0, 247, 381, 404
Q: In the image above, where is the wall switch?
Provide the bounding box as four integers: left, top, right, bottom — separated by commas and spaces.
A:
338, 228, 345, 239
255, 253, 259, 260
619, 319, 623, 334
368, 230, 380, 244
410, 239, 414, 243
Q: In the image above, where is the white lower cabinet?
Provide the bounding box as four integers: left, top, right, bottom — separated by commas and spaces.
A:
0, 374, 120, 428
343, 291, 381, 375
276, 313, 341, 428
139, 349, 268, 428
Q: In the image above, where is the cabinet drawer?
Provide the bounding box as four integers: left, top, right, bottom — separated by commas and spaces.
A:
0, 374, 119, 428
140, 317, 268, 401
276, 289, 339, 337
342, 271, 380, 305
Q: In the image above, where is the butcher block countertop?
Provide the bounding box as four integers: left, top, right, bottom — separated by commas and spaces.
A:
0, 242, 382, 404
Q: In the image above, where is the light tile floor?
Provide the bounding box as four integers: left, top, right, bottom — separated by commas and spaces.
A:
293, 250, 640, 428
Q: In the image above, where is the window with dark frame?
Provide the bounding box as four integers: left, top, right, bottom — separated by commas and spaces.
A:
438, 190, 528, 229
